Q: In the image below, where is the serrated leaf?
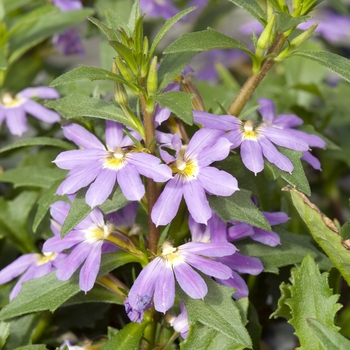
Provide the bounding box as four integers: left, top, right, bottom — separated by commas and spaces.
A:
285, 187, 350, 286
0, 321, 10, 349
265, 148, 311, 196
158, 52, 196, 91
154, 91, 193, 125
307, 318, 350, 350
46, 93, 134, 128
286, 255, 341, 350
270, 282, 292, 319
164, 28, 251, 56
275, 11, 310, 32
0, 252, 140, 320
208, 189, 270, 230
32, 180, 61, 232
228, 0, 266, 25
293, 50, 350, 83
236, 228, 333, 274
0, 166, 66, 189
149, 7, 196, 57
87, 16, 119, 41
101, 321, 148, 350
49, 66, 127, 87
179, 276, 252, 349
0, 137, 74, 154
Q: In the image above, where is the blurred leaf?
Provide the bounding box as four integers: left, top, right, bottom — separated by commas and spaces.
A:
9, 8, 94, 64
293, 50, 350, 83
158, 52, 196, 91
275, 12, 309, 32
14, 346, 47, 350
286, 255, 341, 349
286, 187, 350, 286
0, 167, 66, 189
0, 137, 74, 154
47, 93, 134, 128
3, 0, 32, 14
101, 321, 148, 350
180, 276, 252, 349
228, 0, 266, 24
154, 91, 194, 125
32, 180, 62, 233
164, 28, 251, 56
49, 66, 127, 87
265, 148, 310, 196
308, 318, 350, 350
149, 7, 196, 57
0, 321, 10, 349
236, 228, 333, 274
0, 46, 7, 70
0, 252, 141, 320
208, 189, 270, 230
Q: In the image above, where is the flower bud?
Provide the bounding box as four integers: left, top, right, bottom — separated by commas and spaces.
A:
112, 62, 128, 105
256, 15, 276, 58
147, 56, 158, 97
115, 56, 135, 83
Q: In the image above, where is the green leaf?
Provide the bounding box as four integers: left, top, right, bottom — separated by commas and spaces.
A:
46, 93, 134, 128
109, 41, 138, 74
3, 0, 32, 13
9, 8, 94, 65
101, 321, 148, 350
154, 91, 193, 125
179, 276, 252, 349
149, 7, 196, 57
275, 11, 310, 32
208, 189, 270, 230
308, 318, 350, 350
32, 180, 62, 233
270, 282, 293, 319
127, 0, 140, 33
265, 148, 311, 196
158, 52, 196, 91
49, 66, 127, 87
105, 8, 128, 36
285, 187, 350, 286
236, 228, 333, 274
0, 322, 10, 349
0, 166, 66, 189
228, 0, 266, 25
286, 255, 341, 350
0, 46, 7, 70
0, 252, 140, 320
293, 50, 350, 83
0, 137, 74, 154
163, 28, 251, 56
87, 16, 119, 41
98, 188, 129, 214
14, 346, 47, 350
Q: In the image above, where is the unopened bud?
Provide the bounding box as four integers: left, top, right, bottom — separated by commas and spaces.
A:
181, 73, 205, 111
115, 56, 135, 82
256, 15, 276, 58
147, 56, 158, 97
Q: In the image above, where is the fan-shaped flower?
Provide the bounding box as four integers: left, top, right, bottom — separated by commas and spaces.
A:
151, 128, 239, 226
54, 121, 172, 207
0, 87, 60, 136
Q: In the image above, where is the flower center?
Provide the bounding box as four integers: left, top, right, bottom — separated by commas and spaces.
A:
161, 242, 184, 266
1, 93, 23, 108
242, 120, 259, 140
84, 224, 111, 242
170, 157, 199, 180
103, 148, 127, 170
37, 252, 58, 266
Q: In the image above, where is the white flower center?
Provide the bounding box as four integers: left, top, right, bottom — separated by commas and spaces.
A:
1, 93, 24, 108
37, 252, 58, 266
84, 224, 111, 242
103, 148, 127, 170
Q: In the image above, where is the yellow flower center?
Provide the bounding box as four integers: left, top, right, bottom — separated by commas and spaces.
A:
242, 120, 259, 140
170, 157, 199, 180
1, 93, 24, 108
37, 252, 58, 266
161, 242, 184, 266
103, 148, 127, 170
84, 223, 111, 242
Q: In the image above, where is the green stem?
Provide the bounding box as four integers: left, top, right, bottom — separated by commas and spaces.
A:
227, 33, 287, 117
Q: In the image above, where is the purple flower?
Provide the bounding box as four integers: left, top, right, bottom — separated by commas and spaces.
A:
151, 129, 239, 226
52, 0, 85, 55
125, 240, 235, 322
193, 109, 311, 175
258, 98, 326, 170
0, 87, 60, 136
54, 121, 172, 207
0, 251, 66, 300
140, 0, 179, 20
189, 212, 264, 299
43, 201, 136, 293
170, 301, 189, 338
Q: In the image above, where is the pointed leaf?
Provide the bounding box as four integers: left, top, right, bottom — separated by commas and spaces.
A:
87, 16, 119, 41
127, 0, 140, 33
293, 50, 350, 83
109, 41, 138, 73
208, 189, 270, 230
285, 186, 350, 286
49, 66, 127, 87
0, 322, 10, 349
154, 91, 193, 125
275, 11, 310, 32
228, 0, 266, 25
